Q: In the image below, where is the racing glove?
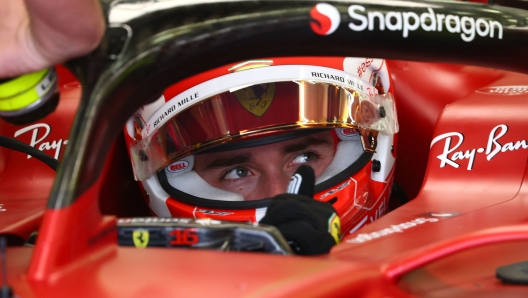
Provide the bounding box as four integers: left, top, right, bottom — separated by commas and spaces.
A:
260, 165, 341, 255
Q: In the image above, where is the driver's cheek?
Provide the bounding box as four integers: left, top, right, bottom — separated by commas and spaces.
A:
221, 175, 260, 199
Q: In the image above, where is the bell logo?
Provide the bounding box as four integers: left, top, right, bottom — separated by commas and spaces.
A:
310, 3, 340, 36
328, 213, 341, 244
167, 160, 189, 173
339, 128, 359, 137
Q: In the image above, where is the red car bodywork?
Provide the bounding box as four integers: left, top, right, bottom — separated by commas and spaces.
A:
2, 1, 528, 296
2, 61, 527, 297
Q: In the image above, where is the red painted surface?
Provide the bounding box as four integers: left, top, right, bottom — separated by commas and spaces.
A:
0, 65, 80, 242
2, 61, 528, 296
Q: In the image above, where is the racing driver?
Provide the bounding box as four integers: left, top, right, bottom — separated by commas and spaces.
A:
125, 57, 398, 254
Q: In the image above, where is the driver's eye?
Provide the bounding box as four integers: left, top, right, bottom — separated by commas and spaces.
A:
292, 152, 317, 164
224, 167, 250, 179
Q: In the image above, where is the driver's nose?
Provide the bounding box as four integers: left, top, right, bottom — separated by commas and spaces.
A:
260, 170, 291, 199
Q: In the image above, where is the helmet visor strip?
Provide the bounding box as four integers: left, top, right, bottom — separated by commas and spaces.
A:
130, 66, 398, 180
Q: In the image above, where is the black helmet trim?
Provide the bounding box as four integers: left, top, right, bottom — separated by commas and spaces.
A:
314, 151, 372, 193
157, 169, 272, 209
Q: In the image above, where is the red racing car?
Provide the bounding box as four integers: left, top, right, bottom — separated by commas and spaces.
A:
1, 0, 528, 296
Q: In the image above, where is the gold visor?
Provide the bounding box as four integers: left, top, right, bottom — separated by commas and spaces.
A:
130, 78, 397, 181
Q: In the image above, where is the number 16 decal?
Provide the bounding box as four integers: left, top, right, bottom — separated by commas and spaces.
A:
169, 229, 199, 246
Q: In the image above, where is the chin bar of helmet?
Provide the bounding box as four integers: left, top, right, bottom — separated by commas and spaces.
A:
0, 68, 59, 125
117, 217, 293, 255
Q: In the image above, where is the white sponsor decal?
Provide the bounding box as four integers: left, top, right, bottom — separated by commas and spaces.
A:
195, 218, 223, 225
144, 65, 376, 138
348, 5, 503, 42
167, 160, 189, 173
118, 217, 192, 224
338, 128, 359, 138
0, 204, 5, 212
118, 217, 224, 225
14, 123, 68, 160
194, 209, 234, 216
320, 180, 351, 199
346, 217, 439, 243
430, 124, 527, 170
476, 86, 528, 96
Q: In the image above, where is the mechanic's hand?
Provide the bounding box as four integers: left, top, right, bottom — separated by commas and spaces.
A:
0, 0, 104, 78
260, 165, 341, 255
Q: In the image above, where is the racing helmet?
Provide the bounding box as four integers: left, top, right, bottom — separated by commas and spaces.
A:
125, 57, 398, 235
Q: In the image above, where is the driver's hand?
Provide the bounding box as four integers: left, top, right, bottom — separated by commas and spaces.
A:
259, 165, 341, 255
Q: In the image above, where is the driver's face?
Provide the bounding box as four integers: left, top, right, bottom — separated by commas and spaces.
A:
194, 131, 336, 201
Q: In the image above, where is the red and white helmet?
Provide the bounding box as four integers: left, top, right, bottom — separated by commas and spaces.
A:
124, 57, 398, 235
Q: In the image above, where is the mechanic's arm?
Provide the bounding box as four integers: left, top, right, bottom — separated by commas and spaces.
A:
0, 0, 105, 78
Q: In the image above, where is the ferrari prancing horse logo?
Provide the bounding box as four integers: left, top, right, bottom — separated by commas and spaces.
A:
328, 213, 341, 244
133, 229, 149, 248
234, 83, 276, 117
